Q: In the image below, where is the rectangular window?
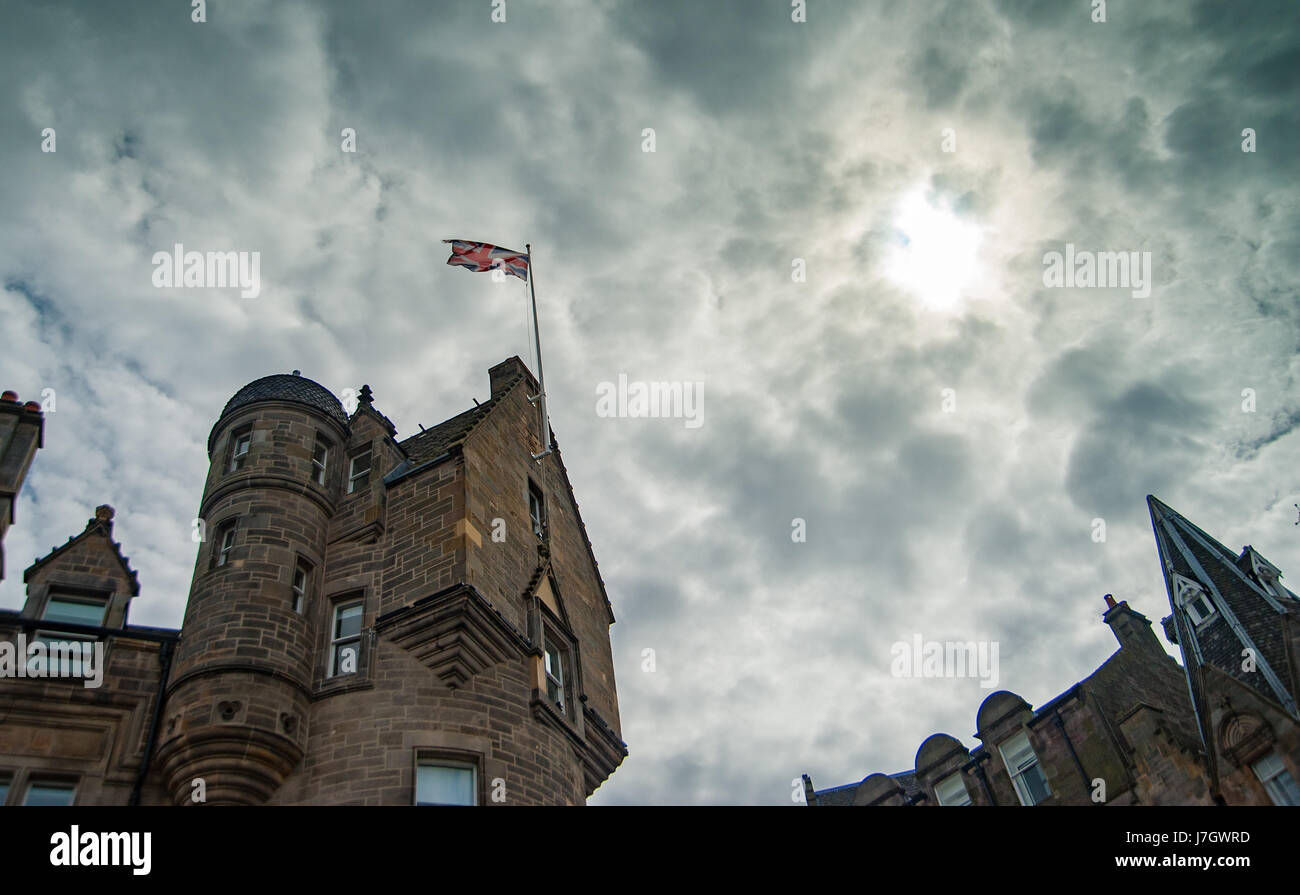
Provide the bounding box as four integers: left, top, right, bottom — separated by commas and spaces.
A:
0, 774, 9, 806
1252, 751, 1300, 806
529, 481, 545, 539
415, 762, 477, 806
348, 447, 372, 494
330, 601, 364, 676
42, 595, 107, 627
934, 772, 972, 806
34, 594, 107, 676
1000, 731, 1050, 805
312, 437, 329, 485
229, 425, 252, 472
544, 638, 566, 714
213, 521, 237, 568
291, 560, 312, 614
22, 780, 77, 806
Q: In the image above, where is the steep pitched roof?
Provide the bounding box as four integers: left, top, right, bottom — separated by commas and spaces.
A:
1148, 495, 1299, 734
24, 506, 140, 596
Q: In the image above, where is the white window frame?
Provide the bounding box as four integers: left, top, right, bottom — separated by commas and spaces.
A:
215, 522, 237, 567
41, 594, 108, 627
329, 600, 364, 677
934, 771, 971, 806
1252, 751, 1300, 806
1248, 551, 1288, 602
291, 561, 310, 614
348, 447, 372, 494
544, 637, 567, 715
414, 760, 478, 806
528, 482, 545, 539
229, 426, 252, 472
999, 731, 1051, 806
312, 437, 329, 486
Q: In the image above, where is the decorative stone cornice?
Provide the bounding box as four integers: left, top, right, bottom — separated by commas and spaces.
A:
376, 584, 529, 689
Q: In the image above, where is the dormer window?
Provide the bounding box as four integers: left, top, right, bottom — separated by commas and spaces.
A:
348, 447, 372, 494
228, 425, 252, 472
1246, 548, 1288, 602
999, 731, 1050, 806
934, 771, 971, 806
1174, 574, 1216, 626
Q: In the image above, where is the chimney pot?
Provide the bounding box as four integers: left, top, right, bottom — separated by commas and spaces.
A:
1104, 593, 1117, 609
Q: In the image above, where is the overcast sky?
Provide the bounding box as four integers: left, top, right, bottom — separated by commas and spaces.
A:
2, 0, 1298, 805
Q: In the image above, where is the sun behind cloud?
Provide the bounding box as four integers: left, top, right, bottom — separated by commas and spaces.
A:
885, 189, 983, 311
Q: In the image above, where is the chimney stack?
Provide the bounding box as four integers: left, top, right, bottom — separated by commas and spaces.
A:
1102, 595, 1162, 654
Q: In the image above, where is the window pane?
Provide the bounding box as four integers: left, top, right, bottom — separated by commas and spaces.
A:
529, 488, 544, 537
416, 765, 475, 806
1021, 765, 1051, 804
935, 773, 970, 806
30, 635, 94, 676
335, 604, 362, 639
0, 779, 8, 805
1254, 753, 1300, 805
1000, 732, 1033, 770
43, 598, 107, 626
24, 783, 76, 806
333, 642, 359, 675
1253, 752, 1284, 779
1263, 772, 1300, 806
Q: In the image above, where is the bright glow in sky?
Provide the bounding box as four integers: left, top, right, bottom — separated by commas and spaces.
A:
885, 190, 982, 311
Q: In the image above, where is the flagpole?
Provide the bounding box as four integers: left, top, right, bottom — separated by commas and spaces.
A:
526, 242, 551, 461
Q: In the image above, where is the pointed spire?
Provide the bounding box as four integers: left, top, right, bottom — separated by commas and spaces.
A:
1148, 494, 1298, 723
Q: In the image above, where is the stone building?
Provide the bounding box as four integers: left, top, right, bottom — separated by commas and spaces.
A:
0, 358, 626, 805
0, 389, 44, 581
803, 496, 1300, 806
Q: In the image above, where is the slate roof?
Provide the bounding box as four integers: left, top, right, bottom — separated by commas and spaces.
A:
209, 373, 349, 451
1147, 495, 1300, 738
399, 400, 502, 461
811, 781, 860, 806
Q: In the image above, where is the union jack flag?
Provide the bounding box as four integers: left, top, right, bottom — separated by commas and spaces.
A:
443, 239, 529, 281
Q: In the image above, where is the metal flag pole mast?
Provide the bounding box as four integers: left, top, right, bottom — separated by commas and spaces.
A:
525, 242, 551, 461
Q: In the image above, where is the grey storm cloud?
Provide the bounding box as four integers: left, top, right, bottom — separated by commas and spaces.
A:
1, 0, 1298, 804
